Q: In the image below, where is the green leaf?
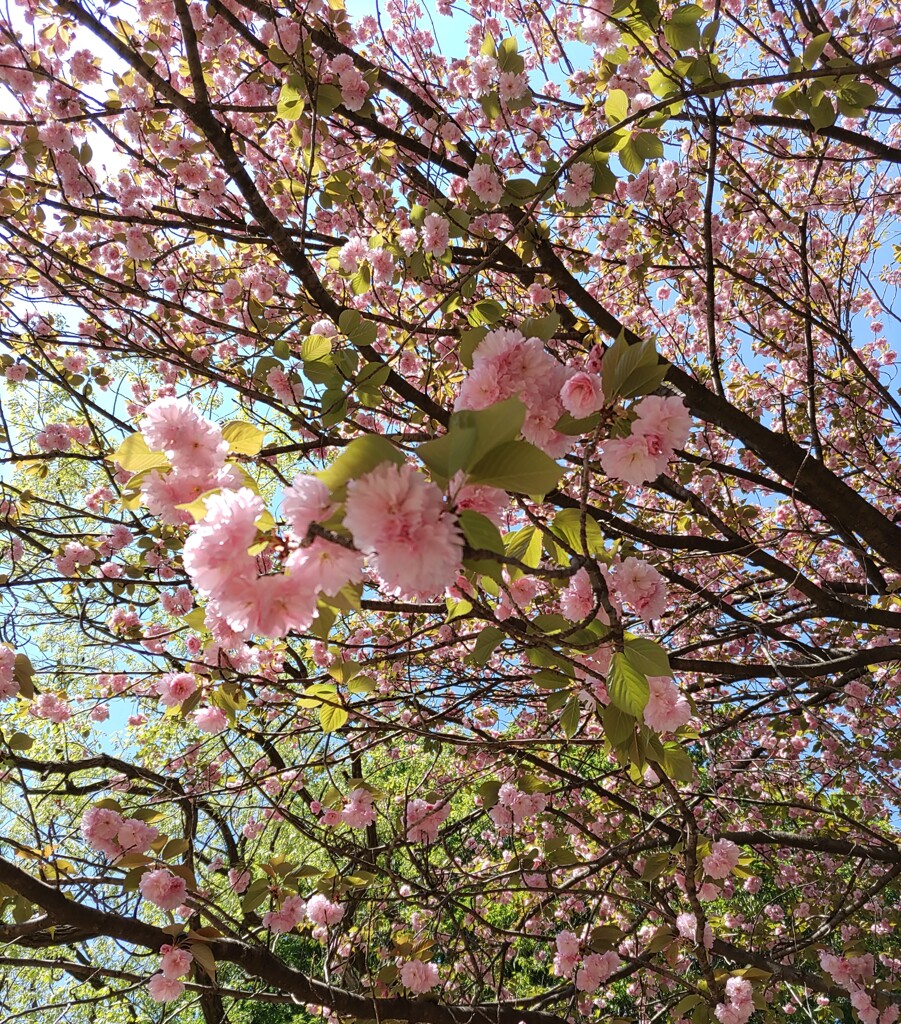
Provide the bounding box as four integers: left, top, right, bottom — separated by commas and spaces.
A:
468, 441, 562, 496
339, 310, 378, 347
320, 703, 349, 733
634, 132, 663, 160
505, 526, 542, 568
317, 435, 403, 492
520, 312, 560, 341
663, 3, 704, 50
301, 334, 333, 361
602, 704, 636, 746
467, 299, 505, 326
662, 741, 694, 781
602, 333, 668, 401
459, 509, 504, 554
623, 637, 672, 677
550, 508, 604, 556
605, 88, 629, 123
347, 675, 376, 694
802, 32, 830, 69
7, 731, 33, 751
808, 95, 836, 130
532, 670, 572, 690
110, 432, 168, 473
13, 654, 35, 699
560, 697, 581, 738
222, 421, 266, 456
459, 326, 488, 369
277, 78, 305, 121
315, 83, 343, 116
618, 136, 645, 174
417, 427, 477, 481
453, 397, 527, 466
607, 653, 650, 716
468, 626, 504, 667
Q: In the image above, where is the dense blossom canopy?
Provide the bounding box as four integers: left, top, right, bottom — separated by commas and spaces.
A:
0, 0, 900, 1022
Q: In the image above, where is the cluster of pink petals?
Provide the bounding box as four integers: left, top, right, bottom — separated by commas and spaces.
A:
157, 672, 198, 708
559, 565, 620, 624
182, 479, 360, 640
467, 163, 504, 205
139, 868, 188, 910
147, 973, 185, 1002
399, 959, 439, 993
455, 328, 573, 458
160, 944, 193, 979
263, 894, 306, 934
611, 556, 667, 622
575, 950, 621, 992
552, 930, 581, 975
818, 953, 897, 1024
703, 839, 741, 879
29, 693, 73, 723
714, 977, 754, 1024
192, 705, 228, 733
405, 798, 451, 844
344, 462, 462, 600
82, 806, 160, 860
643, 676, 691, 734
340, 787, 377, 828
138, 397, 241, 525
488, 783, 548, 828
0, 647, 19, 700
600, 395, 692, 486
306, 893, 345, 926
676, 912, 713, 948
560, 370, 604, 418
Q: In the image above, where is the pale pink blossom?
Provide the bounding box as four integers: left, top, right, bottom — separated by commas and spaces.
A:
643, 676, 691, 733
139, 868, 188, 910
306, 893, 345, 926
193, 706, 228, 733
263, 894, 306, 934
575, 950, 621, 992
344, 462, 462, 600
147, 974, 184, 1002
406, 798, 451, 844
613, 556, 667, 622
467, 164, 504, 205
704, 839, 741, 879
157, 672, 198, 708
399, 959, 439, 993
560, 371, 604, 417
422, 214, 450, 256
160, 944, 193, 980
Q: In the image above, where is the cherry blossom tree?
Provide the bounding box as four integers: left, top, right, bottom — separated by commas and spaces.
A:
0, 0, 900, 1022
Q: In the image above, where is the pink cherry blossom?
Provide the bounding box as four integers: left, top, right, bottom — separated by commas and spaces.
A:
160, 944, 193, 979
612, 557, 667, 622
147, 974, 185, 1002
344, 462, 462, 600
560, 371, 605, 418
575, 951, 621, 992
703, 839, 741, 880
467, 164, 503, 205
192, 706, 228, 733
263, 894, 306, 934
306, 893, 345, 926
643, 676, 691, 733
139, 868, 188, 910
406, 798, 451, 844
399, 959, 439, 993
282, 474, 334, 537
157, 672, 198, 708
